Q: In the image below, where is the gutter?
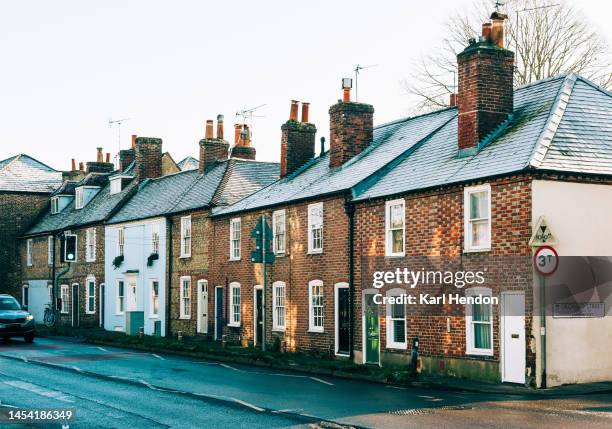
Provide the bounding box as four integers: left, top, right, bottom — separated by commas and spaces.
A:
344, 197, 356, 360
165, 217, 173, 338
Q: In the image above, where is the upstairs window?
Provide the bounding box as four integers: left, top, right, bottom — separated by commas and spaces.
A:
26, 239, 33, 267
307, 203, 323, 254
85, 228, 96, 262
464, 184, 491, 251
117, 228, 125, 257
110, 177, 122, 195
385, 199, 405, 257
229, 218, 241, 260
180, 216, 191, 258
75, 188, 84, 209
308, 280, 324, 332
51, 197, 59, 214
151, 224, 160, 254
48, 236, 53, 265
229, 282, 241, 326
273, 210, 286, 255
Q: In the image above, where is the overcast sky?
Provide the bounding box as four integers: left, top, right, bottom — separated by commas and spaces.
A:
1, 0, 610, 170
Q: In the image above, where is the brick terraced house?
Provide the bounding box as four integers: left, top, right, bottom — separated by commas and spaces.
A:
0, 154, 62, 299
103, 117, 279, 337
209, 13, 612, 387
19, 148, 136, 326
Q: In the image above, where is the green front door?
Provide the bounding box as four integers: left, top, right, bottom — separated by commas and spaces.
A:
364, 293, 380, 364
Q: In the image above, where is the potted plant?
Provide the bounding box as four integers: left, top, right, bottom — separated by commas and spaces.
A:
147, 253, 159, 267
112, 255, 124, 269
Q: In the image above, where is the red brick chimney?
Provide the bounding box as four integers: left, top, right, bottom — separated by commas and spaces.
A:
329, 80, 374, 168
231, 124, 256, 160
87, 147, 115, 173
135, 137, 163, 181
199, 117, 229, 173
280, 101, 316, 178
457, 12, 514, 154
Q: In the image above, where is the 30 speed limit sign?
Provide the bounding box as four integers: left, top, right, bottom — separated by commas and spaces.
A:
533, 245, 559, 276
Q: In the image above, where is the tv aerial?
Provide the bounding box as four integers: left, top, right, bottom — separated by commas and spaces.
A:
354, 64, 378, 102
235, 104, 266, 140
108, 117, 130, 167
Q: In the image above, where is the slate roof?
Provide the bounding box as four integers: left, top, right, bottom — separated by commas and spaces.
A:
0, 154, 62, 193
178, 156, 199, 171
213, 74, 612, 215
108, 158, 280, 224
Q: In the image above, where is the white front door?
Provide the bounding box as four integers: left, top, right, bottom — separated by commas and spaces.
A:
127, 279, 137, 311
502, 291, 526, 384
197, 280, 208, 334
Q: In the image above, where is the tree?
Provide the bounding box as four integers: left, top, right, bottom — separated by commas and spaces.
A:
404, 0, 612, 111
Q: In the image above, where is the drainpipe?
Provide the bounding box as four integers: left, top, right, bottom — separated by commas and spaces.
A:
53, 232, 70, 313
344, 199, 356, 360
165, 217, 173, 337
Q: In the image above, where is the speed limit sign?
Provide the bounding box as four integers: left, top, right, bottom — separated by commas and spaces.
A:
534, 245, 559, 276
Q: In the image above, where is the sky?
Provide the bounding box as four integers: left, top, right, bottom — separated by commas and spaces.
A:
1, 0, 610, 170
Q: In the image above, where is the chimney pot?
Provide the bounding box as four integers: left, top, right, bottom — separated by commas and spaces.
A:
490, 12, 507, 48
96, 147, 103, 162
342, 88, 351, 102
71, 158, 76, 172
205, 120, 214, 140
216, 114, 224, 140
106, 152, 111, 163
450, 93, 457, 107
301, 102, 310, 123
289, 100, 299, 121
234, 124, 242, 145
482, 22, 492, 42
79, 162, 84, 171
131, 134, 137, 149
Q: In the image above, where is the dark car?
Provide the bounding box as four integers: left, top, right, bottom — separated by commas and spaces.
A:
0, 294, 35, 343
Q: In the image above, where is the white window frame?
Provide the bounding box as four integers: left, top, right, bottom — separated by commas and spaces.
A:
109, 177, 122, 195
464, 184, 492, 252
308, 279, 324, 332
117, 227, 125, 257
385, 199, 405, 257
85, 227, 96, 262
228, 282, 241, 327
21, 284, 29, 309
26, 239, 33, 266
272, 281, 286, 331
386, 288, 407, 349
229, 218, 241, 261
116, 279, 125, 315
75, 187, 84, 209
180, 216, 192, 258
51, 197, 59, 214
272, 210, 286, 255
307, 202, 323, 254
48, 236, 53, 265
48, 284, 53, 305
149, 279, 160, 318
151, 224, 160, 255
465, 287, 494, 356
60, 284, 69, 314
85, 275, 96, 314
179, 276, 191, 319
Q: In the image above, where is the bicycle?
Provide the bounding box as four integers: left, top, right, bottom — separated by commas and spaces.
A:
43, 303, 57, 327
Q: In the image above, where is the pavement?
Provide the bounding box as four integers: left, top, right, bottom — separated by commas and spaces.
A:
0, 336, 610, 428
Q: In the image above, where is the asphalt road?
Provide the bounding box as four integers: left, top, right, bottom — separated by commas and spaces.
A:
0, 337, 610, 429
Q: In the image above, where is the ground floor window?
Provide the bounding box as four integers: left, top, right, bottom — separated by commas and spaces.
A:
60, 284, 69, 314
273, 281, 286, 331
117, 280, 125, 314
309, 280, 324, 332
150, 280, 159, 317
180, 276, 191, 319
465, 287, 494, 356
86, 277, 96, 314
386, 289, 407, 349
22, 285, 28, 309
229, 282, 241, 326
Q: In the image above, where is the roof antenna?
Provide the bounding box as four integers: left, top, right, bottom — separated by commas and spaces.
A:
354, 64, 378, 102
108, 117, 130, 168
235, 104, 266, 140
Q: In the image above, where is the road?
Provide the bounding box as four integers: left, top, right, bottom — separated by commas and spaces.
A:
0, 337, 610, 428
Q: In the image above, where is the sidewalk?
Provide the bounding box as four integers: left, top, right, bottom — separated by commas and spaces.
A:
35, 325, 612, 397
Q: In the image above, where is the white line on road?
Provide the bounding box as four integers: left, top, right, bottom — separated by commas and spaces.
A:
96, 346, 108, 352
309, 377, 334, 386
231, 398, 265, 412
72, 366, 83, 372
220, 363, 243, 372
19, 356, 28, 363
386, 385, 408, 390
3, 381, 74, 403
151, 354, 165, 360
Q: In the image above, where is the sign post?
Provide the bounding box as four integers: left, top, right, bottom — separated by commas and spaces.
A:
251, 215, 275, 352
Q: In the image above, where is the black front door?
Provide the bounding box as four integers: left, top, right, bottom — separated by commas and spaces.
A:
215, 288, 223, 340
337, 287, 350, 355
255, 288, 263, 347
71, 284, 79, 327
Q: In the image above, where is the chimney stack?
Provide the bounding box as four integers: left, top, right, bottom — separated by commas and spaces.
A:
280, 100, 316, 178
199, 116, 229, 173
329, 79, 374, 168
457, 12, 513, 155
216, 114, 224, 140
87, 147, 114, 173
135, 137, 163, 181
231, 124, 256, 160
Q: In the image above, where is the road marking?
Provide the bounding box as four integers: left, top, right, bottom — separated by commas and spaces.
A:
19, 356, 28, 363
231, 398, 265, 412
418, 395, 436, 399
138, 379, 164, 391
71, 366, 83, 372
309, 377, 334, 386
386, 385, 408, 390
96, 346, 108, 352
151, 354, 165, 360
220, 363, 242, 372
3, 381, 74, 403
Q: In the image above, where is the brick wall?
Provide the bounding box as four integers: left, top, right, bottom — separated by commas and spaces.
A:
0, 192, 50, 297
280, 121, 316, 178
329, 102, 374, 168
135, 137, 163, 181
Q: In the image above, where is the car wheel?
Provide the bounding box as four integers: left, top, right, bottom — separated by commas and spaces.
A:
23, 334, 34, 343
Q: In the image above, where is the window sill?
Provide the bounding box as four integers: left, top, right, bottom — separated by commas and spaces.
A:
85, 311, 96, 315
179, 316, 191, 320
466, 348, 494, 356
385, 253, 405, 258
115, 312, 125, 316
386, 344, 408, 350
308, 328, 324, 333
149, 315, 159, 319
229, 258, 241, 262
307, 250, 323, 256
60, 311, 69, 315
179, 255, 191, 259
227, 323, 241, 328
272, 327, 286, 332
274, 252, 286, 258
463, 247, 491, 254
